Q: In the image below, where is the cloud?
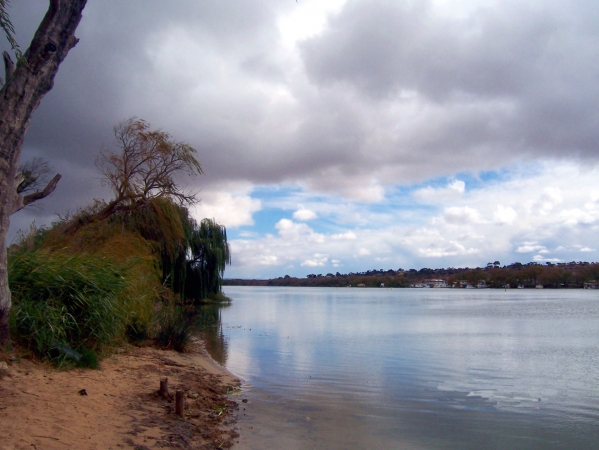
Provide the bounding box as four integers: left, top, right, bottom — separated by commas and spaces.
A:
516, 242, 548, 253
443, 206, 481, 224
301, 253, 329, 267
418, 241, 479, 258
493, 205, 517, 225
293, 207, 317, 221
530, 187, 563, 215
556, 245, 597, 253
532, 255, 560, 263
560, 209, 595, 226
413, 179, 465, 203
331, 231, 357, 240
5, 2, 599, 279
193, 187, 262, 228
275, 219, 325, 243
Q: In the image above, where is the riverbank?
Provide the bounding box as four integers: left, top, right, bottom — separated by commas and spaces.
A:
0, 339, 241, 449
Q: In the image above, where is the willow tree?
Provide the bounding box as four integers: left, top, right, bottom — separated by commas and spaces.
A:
0, 0, 87, 346
185, 218, 231, 302
117, 200, 230, 304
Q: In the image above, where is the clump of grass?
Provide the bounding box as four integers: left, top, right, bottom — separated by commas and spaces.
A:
8, 249, 129, 362
78, 348, 99, 369
155, 302, 199, 352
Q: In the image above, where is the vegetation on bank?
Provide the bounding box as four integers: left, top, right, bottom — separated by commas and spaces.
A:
6, 119, 230, 365
225, 260, 599, 289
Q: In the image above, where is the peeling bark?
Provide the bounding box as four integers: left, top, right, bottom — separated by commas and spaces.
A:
0, 0, 87, 346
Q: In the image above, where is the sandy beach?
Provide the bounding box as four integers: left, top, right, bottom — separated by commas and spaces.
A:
0, 340, 242, 449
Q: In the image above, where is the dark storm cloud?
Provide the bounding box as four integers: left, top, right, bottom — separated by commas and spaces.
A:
4, 0, 599, 240
300, 0, 599, 157
3, 0, 289, 235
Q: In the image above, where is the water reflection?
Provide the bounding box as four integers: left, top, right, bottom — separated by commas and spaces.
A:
198, 302, 229, 366
209, 287, 599, 449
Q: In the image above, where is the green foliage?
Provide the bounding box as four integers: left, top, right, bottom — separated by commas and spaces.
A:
116, 199, 230, 303
8, 249, 129, 361
78, 348, 99, 369
0, 0, 23, 63
185, 218, 231, 302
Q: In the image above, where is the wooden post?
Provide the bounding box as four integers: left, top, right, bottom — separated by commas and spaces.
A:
159, 377, 169, 399
175, 390, 185, 419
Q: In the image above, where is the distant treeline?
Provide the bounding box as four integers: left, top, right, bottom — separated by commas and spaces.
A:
225, 261, 599, 289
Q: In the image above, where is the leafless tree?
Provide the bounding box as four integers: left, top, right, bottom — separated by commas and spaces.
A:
98, 117, 202, 208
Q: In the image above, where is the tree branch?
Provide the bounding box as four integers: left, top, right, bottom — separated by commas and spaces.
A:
21, 173, 61, 207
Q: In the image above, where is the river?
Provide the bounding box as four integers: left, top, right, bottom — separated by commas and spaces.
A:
202, 286, 599, 449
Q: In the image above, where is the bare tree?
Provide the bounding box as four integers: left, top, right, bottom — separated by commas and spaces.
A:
99, 118, 202, 207
64, 118, 203, 234
0, 0, 87, 346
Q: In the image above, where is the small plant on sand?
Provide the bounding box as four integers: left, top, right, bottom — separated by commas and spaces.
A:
78, 348, 99, 369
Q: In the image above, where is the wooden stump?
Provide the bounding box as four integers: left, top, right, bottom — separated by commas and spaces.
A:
175, 390, 185, 419
159, 377, 169, 399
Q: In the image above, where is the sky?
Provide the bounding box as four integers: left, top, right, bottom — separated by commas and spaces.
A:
4, 0, 599, 279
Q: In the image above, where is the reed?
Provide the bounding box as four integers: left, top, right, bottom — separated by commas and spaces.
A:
8, 248, 129, 362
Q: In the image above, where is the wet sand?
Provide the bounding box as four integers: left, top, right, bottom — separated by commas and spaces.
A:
0, 339, 241, 449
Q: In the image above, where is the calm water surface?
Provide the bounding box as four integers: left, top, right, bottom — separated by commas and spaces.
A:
203, 287, 599, 449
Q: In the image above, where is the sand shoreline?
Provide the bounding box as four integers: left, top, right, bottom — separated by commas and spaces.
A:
0, 339, 242, 449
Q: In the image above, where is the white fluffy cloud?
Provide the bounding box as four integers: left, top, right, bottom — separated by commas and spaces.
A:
225, 162, 599, 277
493, 205, 517, 225
516, 242, 549, 254
292, 207, 317, 221
193, 187, 262, 228
301, 253, 329, 267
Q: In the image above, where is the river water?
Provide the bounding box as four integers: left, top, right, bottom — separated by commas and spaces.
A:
202, 286, 599, 449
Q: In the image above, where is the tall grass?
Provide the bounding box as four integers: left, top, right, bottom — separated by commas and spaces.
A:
8, 249, 129, 362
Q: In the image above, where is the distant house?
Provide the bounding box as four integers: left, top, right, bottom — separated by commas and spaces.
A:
357, 283, 366, 287
584, 280, 598, 289
380, 283, 385, 288
536, 284, 544, 289
428, 279, 449, 288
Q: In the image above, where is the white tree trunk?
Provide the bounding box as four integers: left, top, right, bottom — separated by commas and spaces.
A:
0, 0, 87, 346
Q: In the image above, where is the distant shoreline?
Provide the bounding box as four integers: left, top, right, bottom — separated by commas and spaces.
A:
224, 261, 599, 289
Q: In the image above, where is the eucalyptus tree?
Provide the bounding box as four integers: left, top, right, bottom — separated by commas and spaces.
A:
0, 0, 87, 346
